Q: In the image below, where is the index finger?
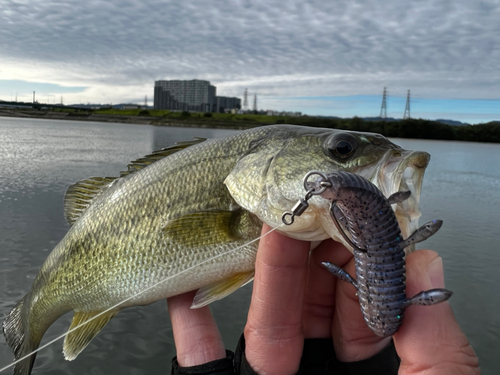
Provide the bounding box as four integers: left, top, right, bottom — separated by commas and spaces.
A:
394, 250, 480, 374
244, 224, 310, 375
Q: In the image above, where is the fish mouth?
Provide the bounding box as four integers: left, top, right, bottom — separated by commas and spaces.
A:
371, 149, 430, 253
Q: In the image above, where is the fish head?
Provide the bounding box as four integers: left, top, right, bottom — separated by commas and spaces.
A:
224, 125, 429, 253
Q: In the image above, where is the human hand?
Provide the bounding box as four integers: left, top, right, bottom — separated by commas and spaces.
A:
167, 224, 480, 374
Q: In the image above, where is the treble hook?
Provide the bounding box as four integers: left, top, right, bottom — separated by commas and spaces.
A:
282, 171, 331, 225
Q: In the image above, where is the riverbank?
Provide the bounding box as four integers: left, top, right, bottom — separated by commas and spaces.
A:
1, 108, 499, 142
0, 109, 263, 130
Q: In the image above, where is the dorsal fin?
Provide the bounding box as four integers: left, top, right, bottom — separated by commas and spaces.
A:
63, 138, 207, 225
119, 138, 206, 177
64, 177, 118, 225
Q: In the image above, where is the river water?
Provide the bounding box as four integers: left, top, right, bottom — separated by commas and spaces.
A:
0, 117, 497, 374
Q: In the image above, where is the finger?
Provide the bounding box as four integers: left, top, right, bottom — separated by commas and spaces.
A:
244, 224, 310, 375
331, 256, 392, 361
303, 239, 353, 338
167, 291, 226, 367
394, 250, 480, 374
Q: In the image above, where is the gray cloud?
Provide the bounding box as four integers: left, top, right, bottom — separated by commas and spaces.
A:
1, 0, 499, 105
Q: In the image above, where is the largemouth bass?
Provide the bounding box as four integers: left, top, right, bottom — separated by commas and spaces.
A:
2, 125, 430, 374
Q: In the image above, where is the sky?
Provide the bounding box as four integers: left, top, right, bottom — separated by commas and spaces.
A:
1, 0, 499, 124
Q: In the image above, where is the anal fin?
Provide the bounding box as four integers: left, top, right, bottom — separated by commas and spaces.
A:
191, 271, 254, 309
63, 310, 118, 361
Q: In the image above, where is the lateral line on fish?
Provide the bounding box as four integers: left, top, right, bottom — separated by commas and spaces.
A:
0, 224, 284, 374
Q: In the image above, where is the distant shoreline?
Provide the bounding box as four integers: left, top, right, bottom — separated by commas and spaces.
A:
0, 109, 261, 130
1, 108, 499, 143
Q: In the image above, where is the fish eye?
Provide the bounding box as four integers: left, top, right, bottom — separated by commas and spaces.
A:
335, 141, 354, 157
324, 133, 358, 161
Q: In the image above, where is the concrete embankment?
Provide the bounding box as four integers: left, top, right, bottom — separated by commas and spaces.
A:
0, 109, 263, 130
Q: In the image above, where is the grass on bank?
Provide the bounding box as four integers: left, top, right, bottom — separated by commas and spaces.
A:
93, 108, 284, 123
92, 109, 500, 143
9, 107, 500, 143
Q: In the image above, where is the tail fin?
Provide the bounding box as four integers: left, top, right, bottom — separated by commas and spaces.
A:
2, 295, 41, 375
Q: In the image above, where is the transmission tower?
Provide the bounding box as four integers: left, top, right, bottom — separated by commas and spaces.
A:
380, 87, 387, 119
253, 93, 257, 113
144, 95, 148, 108
243, 88, 248, 111
403, 90, 411, 119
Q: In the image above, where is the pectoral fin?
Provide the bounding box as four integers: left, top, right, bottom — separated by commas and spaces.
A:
191, 271, 255, 309
163, 210, 243, 247
63, 310, 118, 361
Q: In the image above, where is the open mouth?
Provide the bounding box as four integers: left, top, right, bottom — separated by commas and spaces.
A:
376, 149, 431, 253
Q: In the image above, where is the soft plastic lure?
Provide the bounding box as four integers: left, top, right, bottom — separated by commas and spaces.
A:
283, 171, 453, 337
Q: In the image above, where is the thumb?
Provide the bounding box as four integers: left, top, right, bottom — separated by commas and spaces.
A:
394, 250, 480, 374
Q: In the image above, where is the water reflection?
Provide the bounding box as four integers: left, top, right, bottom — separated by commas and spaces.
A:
0, 118, 498, 374
0, 118, 241, 374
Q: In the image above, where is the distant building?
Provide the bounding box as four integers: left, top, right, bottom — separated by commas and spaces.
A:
216, 96, 241, 113
266, 110, 302, 117
154, 80, 216, 112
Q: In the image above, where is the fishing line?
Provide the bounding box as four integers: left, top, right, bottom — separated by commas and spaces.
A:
0, 223, 285, 374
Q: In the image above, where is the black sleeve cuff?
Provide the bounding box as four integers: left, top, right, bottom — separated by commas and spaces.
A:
233, 334, 255, 375
335, 339, 400, 375
234, 334, 400, 375
171, 350, 235, 375
171, 334, 400, 375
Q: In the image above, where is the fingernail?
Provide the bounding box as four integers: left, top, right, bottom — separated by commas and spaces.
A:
428, 256, 445, 289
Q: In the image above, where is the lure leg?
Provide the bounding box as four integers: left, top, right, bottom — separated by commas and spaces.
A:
402, 288, 453, 308
398, 220, 443, 250
387, 190, 411, 205
321, 262, 359, 290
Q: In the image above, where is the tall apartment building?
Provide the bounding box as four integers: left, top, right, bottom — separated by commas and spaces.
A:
154, 80, 216, 112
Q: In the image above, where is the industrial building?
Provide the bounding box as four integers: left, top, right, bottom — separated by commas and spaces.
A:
216, 96, 241, 113
154, 80, 216, 112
